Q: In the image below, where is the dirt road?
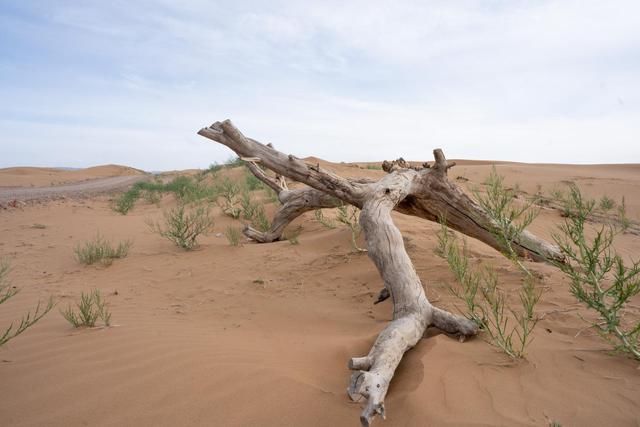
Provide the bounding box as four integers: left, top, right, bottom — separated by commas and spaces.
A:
0, 175, 148, 203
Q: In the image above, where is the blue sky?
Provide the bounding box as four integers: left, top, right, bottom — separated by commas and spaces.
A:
1, 1, 639, 170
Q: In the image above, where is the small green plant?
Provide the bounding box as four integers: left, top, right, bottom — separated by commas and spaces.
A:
240, 190, 259, 220
217, 177, 241, 219
553, 186, 640, 360
1, 260, 54, 346
437, 222, 539, 359
617, 196, 630, 231
252, 205, 271, 232
31, 223, 47, 229
225, 226, 242, 246
225, 156, 244, 168
61, 290, 111, 328
598, 195, 616, 212
245, 170, 265, 191
365, 164, 382, 170
337, 204, 366, 252
437, 168, 543, 359
147, 204, 214, 250
473, 167, 538, 267
314, 209, 337, 229
112, 188, 140, 214
74, 234, 131, 266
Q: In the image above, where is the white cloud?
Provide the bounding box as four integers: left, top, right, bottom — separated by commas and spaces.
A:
0, 0, 638, 169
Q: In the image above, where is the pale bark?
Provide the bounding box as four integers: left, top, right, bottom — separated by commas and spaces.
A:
202, 122, 562, 262
198, 120, 560, 425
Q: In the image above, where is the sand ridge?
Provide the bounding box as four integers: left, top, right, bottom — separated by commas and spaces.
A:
0, 160, 639, 426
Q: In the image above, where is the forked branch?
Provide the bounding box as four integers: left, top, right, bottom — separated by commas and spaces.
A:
198, 120, 559, 425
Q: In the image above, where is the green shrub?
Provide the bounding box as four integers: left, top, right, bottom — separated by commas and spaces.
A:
1, 260, 54, 346
74, 234, 132, 266
225, 226, 242, 246
252, 205, 271, 232
147, 204, 214, 250
554, 186, 640, 360
61, 290, 111, 328
314, 209, 337, 229
437, 168, 543, 359
599, 195, 616, 212
112, 188, 140, 214
245, 171, 265, 191
337, 204, 366, 252
437, 222, 539, 359
216, 177, 241, 218
240, 190, 259, 220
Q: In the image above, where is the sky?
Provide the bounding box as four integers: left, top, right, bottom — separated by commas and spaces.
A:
1, 0, 639, 171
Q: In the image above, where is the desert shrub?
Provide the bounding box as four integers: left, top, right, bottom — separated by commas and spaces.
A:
147, 204, 214, 250
225, 226, 242, 246
365, 164, 382, 170
112, 188, 140, 214
599, 195, 616, 212
163, 176, 216, 203
314, 209, 337, 229
74, 234, 132, 266
61, 290, 111, 328
337, 204, 367, 252
437, 168, 543, 359
473, 167, 538, 266
245, 171, 264, 191
225, 156, 244, 168
216, 177, 241, 218
1, 260, 54, 346
437, 223, 539, 359
240, 190, 259, 220
252, 205, 271, 232
553, 186, 640, 360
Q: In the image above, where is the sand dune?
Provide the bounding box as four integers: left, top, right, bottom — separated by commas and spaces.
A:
0, 160, 639, 426
0, 165, 145, 188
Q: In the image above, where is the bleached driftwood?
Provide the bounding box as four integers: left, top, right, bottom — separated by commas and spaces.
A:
198, 120, 562, 426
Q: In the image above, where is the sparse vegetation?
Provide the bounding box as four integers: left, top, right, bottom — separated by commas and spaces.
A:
61, 290, 111, 328
251, 205, 271, 232
314, 209, 337, 229
147, 204, 214, 250
217, 177, 242, 219
437, 222, 539, 359
74, 234, 132, 266
245, 171, 265, 191
225, 226, 242, 246
553, 186, 640, 360
599, 195, 616, 212
337, 204, 367, 252
112, 176, 218, 215
438, 168, 543, 359
285, 226, 302, 245
112, 187, 140, 214
1, 260, 54, 346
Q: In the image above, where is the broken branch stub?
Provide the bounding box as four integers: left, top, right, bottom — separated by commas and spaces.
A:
198, 120, 558, 425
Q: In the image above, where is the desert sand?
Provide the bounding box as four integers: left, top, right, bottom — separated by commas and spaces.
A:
0, 165, 145, 188
0, 160, 639, 426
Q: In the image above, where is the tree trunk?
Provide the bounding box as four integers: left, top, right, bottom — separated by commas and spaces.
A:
198, 120, 561, 425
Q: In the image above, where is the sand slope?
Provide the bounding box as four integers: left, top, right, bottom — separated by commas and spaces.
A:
0, 165, 145, 188
0, 160, 639, 426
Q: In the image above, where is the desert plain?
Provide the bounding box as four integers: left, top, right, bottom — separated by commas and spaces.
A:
0, 158, 639, 426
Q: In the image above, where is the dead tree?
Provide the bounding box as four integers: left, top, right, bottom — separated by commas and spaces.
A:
198, 120, 563, 426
